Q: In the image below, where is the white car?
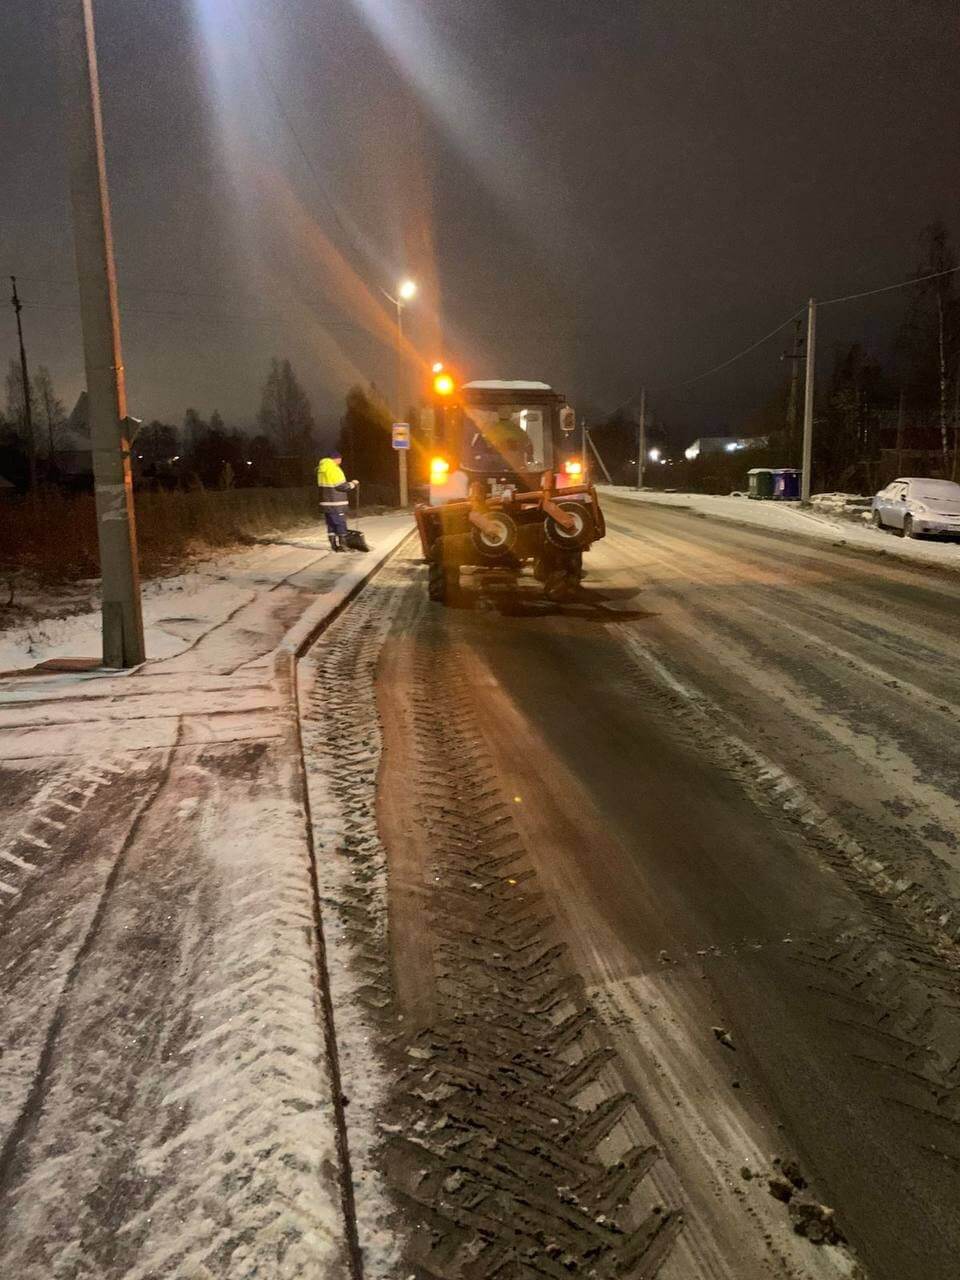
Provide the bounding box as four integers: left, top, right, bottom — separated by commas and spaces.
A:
871, 477, 960, 538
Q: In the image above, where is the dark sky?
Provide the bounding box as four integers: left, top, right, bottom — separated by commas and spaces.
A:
2, 0, 958, 446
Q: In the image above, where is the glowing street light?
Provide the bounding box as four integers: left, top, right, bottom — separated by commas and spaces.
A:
648, 447, 661, 462
432, 360, 444, 374
382, 277, 419, 414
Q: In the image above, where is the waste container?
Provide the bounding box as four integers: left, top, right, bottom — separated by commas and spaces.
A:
773, 468, 801, 499
747, 468, 775, 499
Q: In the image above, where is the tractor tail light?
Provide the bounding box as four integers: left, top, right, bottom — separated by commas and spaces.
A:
564, 459, 583, 477
430, 457, 450, 482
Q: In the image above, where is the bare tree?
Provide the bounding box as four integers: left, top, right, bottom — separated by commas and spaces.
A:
32, 366, 67, 468
901, 223, 959, 472
5, 358, 26, 425
257, 358, 316, 480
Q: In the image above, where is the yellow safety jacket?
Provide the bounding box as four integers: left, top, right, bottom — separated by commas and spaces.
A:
317, 457, 350, 508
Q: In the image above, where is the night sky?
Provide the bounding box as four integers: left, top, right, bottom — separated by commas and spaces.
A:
2, 0, 957, 447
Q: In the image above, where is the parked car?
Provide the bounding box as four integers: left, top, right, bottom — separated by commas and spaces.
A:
872, 477, 960, 538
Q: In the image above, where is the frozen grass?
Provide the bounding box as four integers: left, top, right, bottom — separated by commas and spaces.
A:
0, 487, 322, 585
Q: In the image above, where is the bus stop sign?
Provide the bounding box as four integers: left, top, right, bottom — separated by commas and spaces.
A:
392, 423, 411, 450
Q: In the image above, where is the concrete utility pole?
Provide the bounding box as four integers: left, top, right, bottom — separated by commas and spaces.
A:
800, 297, 817, 504
9, 277, 37, 493
636, 386, 646, 489
57, 0, 145, 666
395, 302, 408, 507
384, 279, 416, 507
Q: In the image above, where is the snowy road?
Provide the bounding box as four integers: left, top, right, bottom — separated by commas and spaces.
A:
4, 500, 960, 1278
319, 498, 960, 1279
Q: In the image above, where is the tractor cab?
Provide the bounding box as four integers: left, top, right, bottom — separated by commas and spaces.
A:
415, 374, 606, 606
428, 380, 583, 505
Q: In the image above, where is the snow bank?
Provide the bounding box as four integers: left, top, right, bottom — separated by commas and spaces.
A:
598, 487, 960, 573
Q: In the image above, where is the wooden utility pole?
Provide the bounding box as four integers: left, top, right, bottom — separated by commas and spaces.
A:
800, 298, 817, 503
9, 277, 37, 492
57, 0, 145, 666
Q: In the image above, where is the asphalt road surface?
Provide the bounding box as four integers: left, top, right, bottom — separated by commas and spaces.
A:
372, 496, 960, 1280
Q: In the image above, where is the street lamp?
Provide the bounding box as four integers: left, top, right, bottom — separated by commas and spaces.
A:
382, 277, 418, 506
382, 277, 418, 416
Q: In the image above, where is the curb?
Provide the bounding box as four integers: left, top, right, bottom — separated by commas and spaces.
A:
280, 524, 416, 1280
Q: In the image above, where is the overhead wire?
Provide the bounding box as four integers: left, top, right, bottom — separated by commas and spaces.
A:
623, 263, 960, 410
226, 0, 373, 275
19, 300, 354, 325
820, 262, 960, 307
657, 306, 807, 393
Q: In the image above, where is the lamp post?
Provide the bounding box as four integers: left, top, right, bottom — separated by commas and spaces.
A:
382, 278, 417, 506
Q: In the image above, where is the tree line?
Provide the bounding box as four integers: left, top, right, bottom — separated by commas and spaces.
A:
0, 353, 407, 497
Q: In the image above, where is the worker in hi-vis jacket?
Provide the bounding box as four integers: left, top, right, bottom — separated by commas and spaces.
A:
316, 451, 358, 552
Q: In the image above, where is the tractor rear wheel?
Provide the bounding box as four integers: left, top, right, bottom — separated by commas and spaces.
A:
543, 550, 582, 602
428, 536, 463, 603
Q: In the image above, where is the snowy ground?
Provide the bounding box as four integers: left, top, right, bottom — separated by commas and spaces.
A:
1, 517, 406, 674
0, 513, 412, 1279
598, 486, 960, 572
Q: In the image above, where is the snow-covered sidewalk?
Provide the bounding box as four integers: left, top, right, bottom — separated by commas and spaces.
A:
0, 513, 412, 1279
598, 486, 960, 572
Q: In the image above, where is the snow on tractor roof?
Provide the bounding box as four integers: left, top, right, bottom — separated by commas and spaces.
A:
463, 380, 553, 391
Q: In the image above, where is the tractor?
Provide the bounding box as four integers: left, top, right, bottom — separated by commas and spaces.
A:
413, 376, 606, 604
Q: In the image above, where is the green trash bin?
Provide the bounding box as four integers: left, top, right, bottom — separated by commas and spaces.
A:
748, 468, 775, 500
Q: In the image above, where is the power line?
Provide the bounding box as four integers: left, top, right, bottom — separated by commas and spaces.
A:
660, 306, 807, 393
227, 0, 371, 272
19, 300, 366, 329
615, 305, 806, 412
821, 263, 960, 307
624, 263, 960, 410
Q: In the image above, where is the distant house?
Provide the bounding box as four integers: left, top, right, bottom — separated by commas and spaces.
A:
58, 392, 94, 483
684, 435, 768, 461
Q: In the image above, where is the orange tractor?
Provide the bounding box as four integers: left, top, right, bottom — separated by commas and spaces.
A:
414, 376, 606, 604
